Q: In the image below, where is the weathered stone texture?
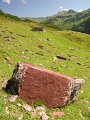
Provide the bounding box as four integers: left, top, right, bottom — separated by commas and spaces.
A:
4, 62, 84, 108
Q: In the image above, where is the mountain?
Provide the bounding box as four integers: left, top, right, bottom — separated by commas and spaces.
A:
52, 9, 77, 18
31, 9, 90, 34
1, 8, 89, 34
0, 9, 4, 15
0, 9, 21, 21
71, 16, 90, 34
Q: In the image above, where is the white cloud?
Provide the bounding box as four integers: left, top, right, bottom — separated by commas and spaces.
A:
3, 0, 11, 4
79, 9, 83, 12
19, 0, 28, 4
60, 6, 63, 11
2, 0, 28, 5
59, 6, 68, 11
60, 6, 63, 9
63, 9, 68, 11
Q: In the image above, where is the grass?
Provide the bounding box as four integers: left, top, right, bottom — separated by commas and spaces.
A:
0, 16, 90, 120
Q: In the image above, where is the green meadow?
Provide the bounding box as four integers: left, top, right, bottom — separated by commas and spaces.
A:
0, 15, 90, 120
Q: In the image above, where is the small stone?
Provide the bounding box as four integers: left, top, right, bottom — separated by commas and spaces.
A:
39, 64, 43, 67
35, 107, 46, 116
5, 106, 9, 114
31, 107, 46, 117
47, 38, 49, 41
17, 103, 22, 107
53, 57, 57, 62
22, 51, 24, 54
3, 36, 10, 41
88, 107, 90, 112
77, 62, 81, 65
3, 95, 7, 99
2, 80, 8, 89
36, 106, 46, 112
9, 95, 18, 102
18, 115, 23, 120
42, 112, 48, 120
31, 110, 37, 117
51, 112, 64, 117
56, 56, 67, 60
23, 103, 32, 112
38, 45, 44, 49
3, 95, 7, 101
82, 100, 89, 104
5, 57, 13, 65
38, 111, 45, 116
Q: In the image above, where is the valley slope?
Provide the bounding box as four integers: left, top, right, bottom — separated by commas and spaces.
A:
31, 9, 90, 34
0, 11, 90, 120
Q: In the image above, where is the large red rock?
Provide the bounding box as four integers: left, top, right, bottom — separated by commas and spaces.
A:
4, 62, 84, 108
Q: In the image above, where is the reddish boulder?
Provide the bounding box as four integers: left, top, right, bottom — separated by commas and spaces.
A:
4, 62, 84, 108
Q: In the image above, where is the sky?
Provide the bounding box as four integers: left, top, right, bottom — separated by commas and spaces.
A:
0, 0, 90, 17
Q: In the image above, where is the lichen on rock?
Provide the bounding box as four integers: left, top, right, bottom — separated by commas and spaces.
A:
3, 62, 84, 108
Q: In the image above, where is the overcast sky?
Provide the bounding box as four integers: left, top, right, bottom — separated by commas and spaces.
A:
0, 0, 90, 17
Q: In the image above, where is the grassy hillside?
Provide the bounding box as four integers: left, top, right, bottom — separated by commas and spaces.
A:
72, 16, 90, 34
0, 13, 90, 120
31, 9, 90, 34
0, 9, 21, 21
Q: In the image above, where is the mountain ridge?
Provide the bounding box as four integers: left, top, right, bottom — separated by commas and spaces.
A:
30, 8, 90, 34
0, 8, 90, 34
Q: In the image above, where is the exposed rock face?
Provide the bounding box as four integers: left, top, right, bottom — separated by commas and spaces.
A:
4, 62, 84, 108
31, 27, 43, 31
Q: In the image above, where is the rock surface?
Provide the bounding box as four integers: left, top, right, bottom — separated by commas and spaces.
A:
4, 62, 84, 108
51, 112, 64, 117
88, 107, 90, 112
9, 95, 18, 102
31, 27, 43, 31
